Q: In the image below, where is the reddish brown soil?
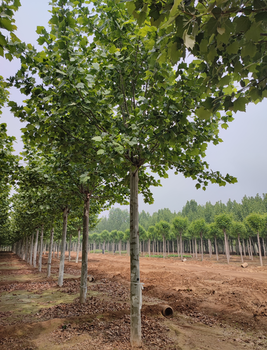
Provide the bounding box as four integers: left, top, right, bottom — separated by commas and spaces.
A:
1, 251, 267, 349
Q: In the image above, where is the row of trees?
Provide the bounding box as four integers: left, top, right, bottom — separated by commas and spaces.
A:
1, 0, 267, 347
94, 194, 267, 233
92, 213, 267, 264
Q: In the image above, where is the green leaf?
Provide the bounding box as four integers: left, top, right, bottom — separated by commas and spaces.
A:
97, 149, 104, 155
226, 41, 239, 54
170, 0, 183, 17
0, 18, 14, 31
196, 107, 212, 120
241, 41, 257, 58
0, 33, 7, 46
217, 27, 225, 35
199, 39, 208, 53
233, 97, 247, 112
126, 2, 135, 15
183, 32, 195, 50
234, 16, 251, 33
245, 22, 261, 41
92, 62, 100, 70
221, 123, 228, 129
92, 136, 102, 142
76, 82, 84, 89
36, 26, 45, 34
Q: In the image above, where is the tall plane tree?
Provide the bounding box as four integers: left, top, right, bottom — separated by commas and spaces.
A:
10, 0, 267, 346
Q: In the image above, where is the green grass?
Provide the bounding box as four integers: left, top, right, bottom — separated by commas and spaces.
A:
90, 249, 127, 255
144, 254, 192, 259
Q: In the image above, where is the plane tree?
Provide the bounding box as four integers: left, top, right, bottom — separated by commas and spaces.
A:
127, 0, 267, 116
231, 221, 247, 263
172, 216, 188, 260
246, 213, 264, 266
11, 0, 267, 346
215, 213, 232, 264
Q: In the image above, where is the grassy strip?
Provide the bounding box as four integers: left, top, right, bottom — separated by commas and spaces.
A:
144, 254, 192, 259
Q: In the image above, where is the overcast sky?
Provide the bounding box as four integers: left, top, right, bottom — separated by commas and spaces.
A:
1, 0, 267, 216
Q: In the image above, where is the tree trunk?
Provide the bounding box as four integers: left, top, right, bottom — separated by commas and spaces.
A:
238, 234, 243, 264
76, 228, 81, 263
58, 207, 68, 287
242, 240, 246, 257
262, 237, 266, 257
80, 193, 90, 303
38, 225, 44, 272
249, 237, 253, 260
223, 230, 230, 264
195, 238, 198, 259
68, 234, 72, 262
163, 236, 166, 258
208, 239, 212, 258
29, 233, 34, 265
130, 167, 141, 347
215, 236, 219, 261
257, 232, 263, 267
148, 239, 151, 257
200, 233, 204, 261
47, 227, 54, 277
177, 237, 179, 257
180, 233, 183, 261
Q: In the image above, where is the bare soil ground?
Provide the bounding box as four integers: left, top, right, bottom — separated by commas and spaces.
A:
1, 251, 267, 349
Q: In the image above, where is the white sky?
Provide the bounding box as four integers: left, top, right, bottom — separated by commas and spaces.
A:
1, 0, 267, 215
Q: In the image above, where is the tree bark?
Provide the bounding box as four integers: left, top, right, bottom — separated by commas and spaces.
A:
238, 234, 243, 264
38, 225, 44, 272
163, 236, 166, 258
29, 233, 34, 266
257, 232, 263, 267
214, 236, 219, 261
223, 230, 230, 264
130, 168, 141, 347
249, 237, 253, 260
58, 207, 68, 287
80, 193, 90, 303
200, 233, 204, 261
47, 227, 54, 277
262, 237, 266, 257
33, 229, 39, 268
76, 228, 81, 263
180, 233, 183, 261
68, 234, 72, 261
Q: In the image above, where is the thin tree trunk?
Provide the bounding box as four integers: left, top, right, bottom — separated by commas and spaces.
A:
130, 168, 141, 347
242, 239, 246, 257
180, 233, 183, 261
200, 233, 204, 261
257, 232, 263, 267
163, 236, 166, 258
177, 237, 179, 257
195, 238, 198, 259
208, 239, 212, 258
249, 237, 253, 260
80, 193, 90, 303
215, 236, 219, 261
68, 234, 72, 262
238, 234, 243, 264
38, 225, 44, 272
47, 227, 54, 277
223, 230, 230, 264
29, 233, 34, 265
262, 237, 266, 257
58, 207, 68, 287
148, 239, 151, 257
76, 228, 81, 263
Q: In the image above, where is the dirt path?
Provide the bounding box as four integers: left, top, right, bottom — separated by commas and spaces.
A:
1, 251, 267, 349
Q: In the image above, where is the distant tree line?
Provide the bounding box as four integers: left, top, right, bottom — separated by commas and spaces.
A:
89, 194, 267, 265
